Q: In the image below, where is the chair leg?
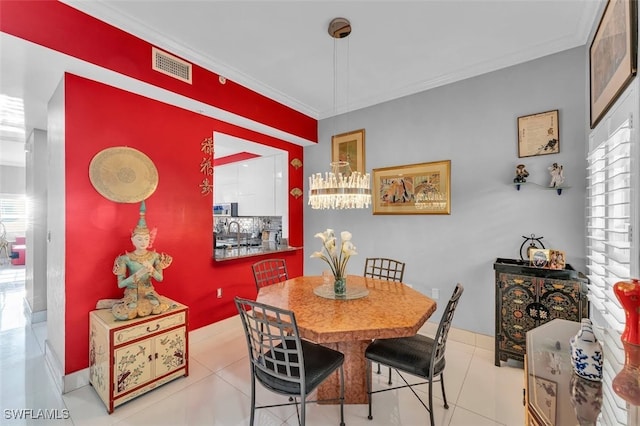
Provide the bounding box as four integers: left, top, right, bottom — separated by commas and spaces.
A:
250, 376, 256, 426
366, 360, 373, 420
339, 365, 345, 426
440, 372, 449, 409
428, 378, 435, 426
376, 363, 381, 374
387, 366, 392, 385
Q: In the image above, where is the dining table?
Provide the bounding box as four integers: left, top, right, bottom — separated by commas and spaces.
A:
256, 274, 437, 404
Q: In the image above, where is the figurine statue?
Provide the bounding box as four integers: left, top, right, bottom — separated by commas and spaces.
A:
549, 162, 565, 188
514, 164, 529, 183
101, 201, 173, 320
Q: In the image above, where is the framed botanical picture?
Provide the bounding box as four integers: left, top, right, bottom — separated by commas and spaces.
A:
590, 0, 638, 128
372, 160, 451, 215
517, 110, 559, 158
331, 129, 365, 174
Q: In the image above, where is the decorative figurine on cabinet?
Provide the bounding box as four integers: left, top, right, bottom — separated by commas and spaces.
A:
514, 164, 529, 184
548, 162, 565, 188
99, 201, 173, 320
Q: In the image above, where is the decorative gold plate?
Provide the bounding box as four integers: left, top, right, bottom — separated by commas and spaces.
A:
89, 147, 158, 203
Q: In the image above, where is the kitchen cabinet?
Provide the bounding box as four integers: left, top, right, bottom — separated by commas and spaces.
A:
214, 154, 286, 217
494, 258, 588, 366
89, 300, 188, 413
238, 156, 275, 216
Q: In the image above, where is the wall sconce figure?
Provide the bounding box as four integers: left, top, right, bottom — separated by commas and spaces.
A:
548, 162, 565, 188
514, 164, 529, 183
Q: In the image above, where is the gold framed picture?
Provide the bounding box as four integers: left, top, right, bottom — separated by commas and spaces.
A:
517, 110, 559, 158
590, 0, 638, 128
372, 160, 451, 215
331, 129, 365, 174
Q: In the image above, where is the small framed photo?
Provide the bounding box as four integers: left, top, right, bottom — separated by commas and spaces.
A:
548, 250, 566, 270
530, 249, 551, 268
331, 129, 366, 174
517, 110, 559, 158
372, 160, 451, 215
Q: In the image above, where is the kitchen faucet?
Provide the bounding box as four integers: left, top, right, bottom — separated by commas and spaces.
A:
228, 221, 241, 249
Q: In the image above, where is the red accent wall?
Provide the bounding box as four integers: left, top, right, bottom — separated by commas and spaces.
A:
65, 74, 304, 374
215, 152, 260, 166
0, 0, 317, 142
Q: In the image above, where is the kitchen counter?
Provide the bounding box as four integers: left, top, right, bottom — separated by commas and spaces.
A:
213, 242, 301, 261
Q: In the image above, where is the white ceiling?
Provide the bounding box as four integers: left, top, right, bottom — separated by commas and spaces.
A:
0, 0, 604, 167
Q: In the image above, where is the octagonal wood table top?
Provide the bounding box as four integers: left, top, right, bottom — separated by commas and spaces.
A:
256, 275, 438, 344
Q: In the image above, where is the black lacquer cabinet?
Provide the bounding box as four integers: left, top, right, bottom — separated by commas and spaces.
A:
494, 258, 589, 366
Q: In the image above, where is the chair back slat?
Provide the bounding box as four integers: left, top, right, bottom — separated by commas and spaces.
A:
252, 259, 289, 291
432, 283, 464, 363
235, 298, 304, 384
363, 257, 405, 282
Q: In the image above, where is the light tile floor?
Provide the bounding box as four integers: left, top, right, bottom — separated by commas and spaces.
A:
0, 265, 525, 425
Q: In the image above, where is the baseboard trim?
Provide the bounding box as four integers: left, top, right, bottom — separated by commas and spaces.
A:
418, 322, 493, 351
63, 367, 89, 393
23, 297, 47, 324
44, 340, 89, 394
44, 340, 64, 394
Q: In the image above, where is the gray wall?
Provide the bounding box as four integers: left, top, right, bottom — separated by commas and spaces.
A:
0, 165, 26, 193
304, 47, 587, 336
25, 128, 48, 321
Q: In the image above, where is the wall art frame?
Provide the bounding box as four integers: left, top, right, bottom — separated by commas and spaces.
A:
331, 129, 366, 174
517, 110, 559, 158
372, 160, 451, 215
531, 375, 557, 425
590, 0, 638, 128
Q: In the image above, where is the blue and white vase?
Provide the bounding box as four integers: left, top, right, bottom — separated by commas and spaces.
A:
570, 319, 603, 381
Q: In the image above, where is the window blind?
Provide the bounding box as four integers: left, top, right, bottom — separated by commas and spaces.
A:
586, 103, 634, 425
0, 194, 27, 238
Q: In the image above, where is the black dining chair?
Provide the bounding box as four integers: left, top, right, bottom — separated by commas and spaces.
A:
235, 297, 346, 426
363, 257, 406, 379
252, 258, 288, 291
363, 257, 405, 282
364, 283, 464, 426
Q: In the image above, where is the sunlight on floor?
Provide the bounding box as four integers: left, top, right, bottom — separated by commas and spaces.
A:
0, 265, 26, 331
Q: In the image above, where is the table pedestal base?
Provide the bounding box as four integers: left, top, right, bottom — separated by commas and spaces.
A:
318, 340, 370, 404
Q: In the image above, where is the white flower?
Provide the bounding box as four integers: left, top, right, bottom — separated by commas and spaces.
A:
310, 228, 357, 278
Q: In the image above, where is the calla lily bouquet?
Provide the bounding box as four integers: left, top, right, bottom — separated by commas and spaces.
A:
310, 229, 357, 279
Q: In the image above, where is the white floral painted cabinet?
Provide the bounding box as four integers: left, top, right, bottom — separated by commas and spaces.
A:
89, 300, 188, 413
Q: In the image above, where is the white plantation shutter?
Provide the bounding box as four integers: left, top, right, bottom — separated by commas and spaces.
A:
586, 82, 638, 426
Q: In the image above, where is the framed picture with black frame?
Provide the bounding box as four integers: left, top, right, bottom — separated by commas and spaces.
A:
590, 0, 638, 128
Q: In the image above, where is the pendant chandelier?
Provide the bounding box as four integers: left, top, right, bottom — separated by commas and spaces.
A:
309, 160, 371, 209
308, 17, 372, 210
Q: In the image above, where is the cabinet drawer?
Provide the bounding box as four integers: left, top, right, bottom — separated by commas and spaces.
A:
113, 311, 186, 345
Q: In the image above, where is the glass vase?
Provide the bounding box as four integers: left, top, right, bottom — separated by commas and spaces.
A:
334, 276, 346, 296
